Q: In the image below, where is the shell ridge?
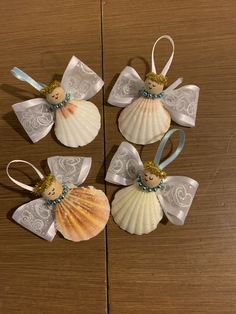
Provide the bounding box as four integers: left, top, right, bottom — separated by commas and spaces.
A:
55, 202, 85, 240
112, 186, 142, 229
55, 110, 77, 147
55, 187, 110, 241
119, 97, 171, 144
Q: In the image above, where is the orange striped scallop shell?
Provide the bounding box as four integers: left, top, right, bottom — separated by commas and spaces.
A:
55, 186, 110, 242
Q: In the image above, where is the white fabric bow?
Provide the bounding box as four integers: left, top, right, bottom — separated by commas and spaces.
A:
106, 139, 198, 226
12, 56, 104, 143
7, 156, 91, 241
108, 35, 199, 128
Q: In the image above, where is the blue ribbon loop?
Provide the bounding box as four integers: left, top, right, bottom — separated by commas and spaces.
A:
154, 128, 185, 170
11, 67, 45, 92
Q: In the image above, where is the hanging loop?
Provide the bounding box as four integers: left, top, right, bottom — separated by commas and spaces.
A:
11, 67, 45, 91
6, 160, 44, 191
151, 35, 175, 76
154, 129, 185, 170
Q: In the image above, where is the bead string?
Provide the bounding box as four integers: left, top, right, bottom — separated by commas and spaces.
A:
46, 183, 69, 205
136, 175, 165, 193
139, 89, 164, 99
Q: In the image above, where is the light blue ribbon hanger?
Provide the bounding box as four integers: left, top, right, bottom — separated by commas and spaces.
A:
11, 67, 45, 91
154, 128, 185, 170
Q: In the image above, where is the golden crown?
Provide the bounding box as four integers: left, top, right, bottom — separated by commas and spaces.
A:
146, 72, 168, 86
41, 80, 61, 95
33, 174, 55, 196
143, 161, 167, 178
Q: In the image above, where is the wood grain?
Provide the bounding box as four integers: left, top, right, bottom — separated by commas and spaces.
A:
1, 0, 236, 313
103, 0, 236, 313
0, 1, 106, 313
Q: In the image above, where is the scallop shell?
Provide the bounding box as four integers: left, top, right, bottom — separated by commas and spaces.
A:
55, 186, 110, 242
54, 100, 101, 147
111, 184, 163, 235
118, 97, 171, 144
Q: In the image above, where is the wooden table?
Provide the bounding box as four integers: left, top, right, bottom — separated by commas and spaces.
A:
0, 1, 236, 313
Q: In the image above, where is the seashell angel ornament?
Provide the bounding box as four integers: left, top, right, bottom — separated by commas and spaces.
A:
108, 35, 200, 145
105, 129, 198, 235
11, 56, 103, 147
7, 156, 110, 242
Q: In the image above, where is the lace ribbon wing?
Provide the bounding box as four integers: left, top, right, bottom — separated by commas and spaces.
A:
162, 85, 200, 127
108, 66, 144, 107
157, 176, 199, 225
61, 56, 104, 100
12, 98, 54, 143
12, 198, 56, 241
105, 142, 143, 186
47, 156, 92, 186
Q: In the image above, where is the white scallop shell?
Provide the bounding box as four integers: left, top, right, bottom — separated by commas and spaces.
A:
54, 100, 101, 147
111, 184, 163, 235
118, 97, 171, 144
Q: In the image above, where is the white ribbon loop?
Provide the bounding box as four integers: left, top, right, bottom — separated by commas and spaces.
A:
158, 176, 199, 225
61, 56, 104, 101
105, 142, 143, 186
108, 66, 144, 107
6, 160, 44, 191
12, 98, 54, 143
47, 156, 92, 186
151, 35, 175, 75
164, 77, 183, 93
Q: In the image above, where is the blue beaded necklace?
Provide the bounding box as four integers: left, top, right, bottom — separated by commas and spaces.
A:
46, 183, 69, 205
48, 93, 71, 112
138, 89, 164, 99
136, 175, 165, 193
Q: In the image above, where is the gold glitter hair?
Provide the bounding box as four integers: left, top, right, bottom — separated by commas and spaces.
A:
33, 174, 55, 196
146, 72, 168, 86
41, 80, 61, 95
143, 161, 167, 178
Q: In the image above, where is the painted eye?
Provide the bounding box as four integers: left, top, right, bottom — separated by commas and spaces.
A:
145, 173, 148, 177
149, 177, 153, 180
52, 95, 55, 98
48, 192, 51, 195
52, 188, 55, 192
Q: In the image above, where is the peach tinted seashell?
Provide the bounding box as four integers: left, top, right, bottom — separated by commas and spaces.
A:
118, 97, 171, 144
55, 186, 110, 242
111, 184, 163, 235
54, 100, 101, 147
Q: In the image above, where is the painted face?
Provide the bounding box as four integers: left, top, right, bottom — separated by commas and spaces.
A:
140, 169, 161, 188
46, 87, 65, 105
144, 79, 164, 94
42, 179, 63, 201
